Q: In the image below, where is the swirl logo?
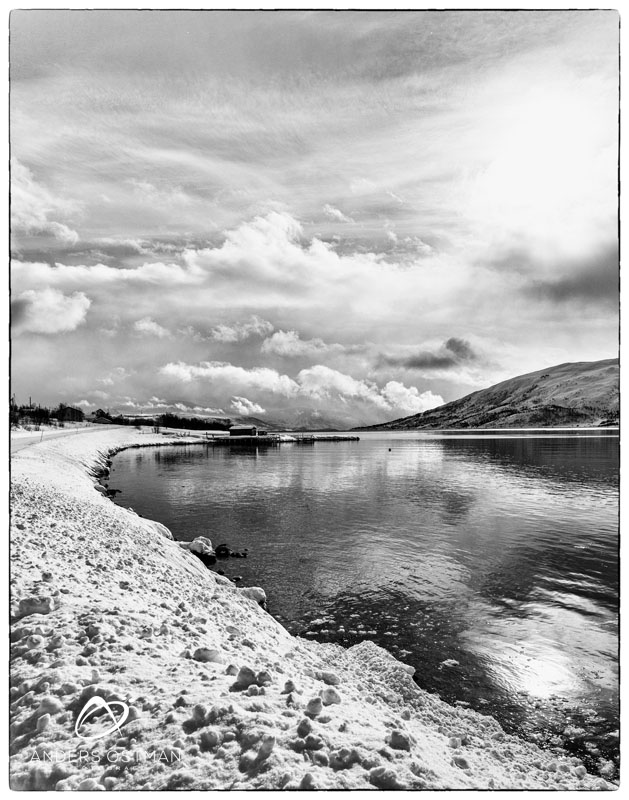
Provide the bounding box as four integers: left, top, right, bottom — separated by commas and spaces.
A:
74, 696, 130, 741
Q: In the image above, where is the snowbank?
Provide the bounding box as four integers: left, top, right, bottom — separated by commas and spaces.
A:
9, 430, 612, 790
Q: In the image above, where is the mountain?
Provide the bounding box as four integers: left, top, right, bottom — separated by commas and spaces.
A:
356, 358, 619, 430
232, 415, 286, 431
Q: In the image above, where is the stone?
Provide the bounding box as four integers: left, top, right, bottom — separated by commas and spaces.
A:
199, 729, 221, 751
329, 748, 360, 770
256, 670, 272, 686
290, 738, 306, 753
319, 687, 341, 706
296, 718, 312, 738
318, 671, 340, 685
189, 536, 213, 554
313, 751, 329, 767
147, 521, 173, 540
77, 778, 103, 791
448, 737, 461, 749
38, 696, 64, 715
17, 596, 56, 618
304, 734, 324, 751
193, 648, 224, 664
299, 773, 316, 791
36, 714, 51, 732
369, 767, 405, 790
239, 751, 257, 772
389, 730, 412, 751
258, 735, 275, 761
306, 697, 323, 717
239, 587, 267, 606
234, 666, 257, 689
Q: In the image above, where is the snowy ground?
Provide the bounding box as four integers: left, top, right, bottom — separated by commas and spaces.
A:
9, 429, 614, 790
10, 424, 120, 454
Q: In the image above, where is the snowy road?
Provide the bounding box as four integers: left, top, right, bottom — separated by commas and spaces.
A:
10, 426, 123, 454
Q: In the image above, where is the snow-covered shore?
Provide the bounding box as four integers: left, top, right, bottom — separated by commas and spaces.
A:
9, 429, 613, 790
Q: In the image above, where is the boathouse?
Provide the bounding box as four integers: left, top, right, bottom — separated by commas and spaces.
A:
229, 425, 258, 437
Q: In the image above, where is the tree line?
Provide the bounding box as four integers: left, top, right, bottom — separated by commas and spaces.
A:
10, 400, 233, 431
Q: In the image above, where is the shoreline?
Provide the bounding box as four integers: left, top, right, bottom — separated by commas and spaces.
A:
9, 429, 614, 790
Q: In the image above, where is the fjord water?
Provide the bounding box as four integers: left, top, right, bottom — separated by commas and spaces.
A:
110, 432, 618, 772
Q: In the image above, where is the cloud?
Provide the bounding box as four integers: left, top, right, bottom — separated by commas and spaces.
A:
261, 330, 331, 358
159, 359, 442, 422
381, 337, 478, 370
192, 405, 225, 415
134, 317, 171, 338
295, 365, 443, 414
12, 287, 91, 335
231, 396, 266, 416
11, 159, 80, 245
443, 337, 477, 360
210, 316, 274, 343
522, 246, 618, 307
296, 364, 382, 405
323, 204, 354, 223
381, 381, 444, 414
97, 367, 132, 386
160, 361, 300, 397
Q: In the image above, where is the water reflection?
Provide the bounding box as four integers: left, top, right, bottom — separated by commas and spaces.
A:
110, 433, 618, 776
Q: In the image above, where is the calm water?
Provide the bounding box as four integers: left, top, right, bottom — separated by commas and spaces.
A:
108, 432, 619, 775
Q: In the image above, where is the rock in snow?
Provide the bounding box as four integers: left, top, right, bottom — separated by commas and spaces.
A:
8, 428, 615, 791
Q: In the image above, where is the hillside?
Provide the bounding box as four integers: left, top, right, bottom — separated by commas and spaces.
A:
357, 358, 619, 430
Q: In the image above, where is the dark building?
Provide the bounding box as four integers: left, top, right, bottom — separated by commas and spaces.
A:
56, 404, 84, 422
229, 425, 258, 437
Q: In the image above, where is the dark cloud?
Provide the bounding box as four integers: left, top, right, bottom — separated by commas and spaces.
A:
380, 337, 478, 370
11, 298, 28, 326
523, 246, 619, 306
444, 337, 476, 360
387, 352, 458, 370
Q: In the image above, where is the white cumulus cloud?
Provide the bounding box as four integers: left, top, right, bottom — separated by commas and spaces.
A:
231, 396, 266, 416
159, 358, 442, 423
11, 159, 80, 245
210, 316, 274, 343
12, 288, 90, 335
160, 361, 300, 397
381, 381, 443, 414
261, 330, 331, 358
134, 317, 171, 338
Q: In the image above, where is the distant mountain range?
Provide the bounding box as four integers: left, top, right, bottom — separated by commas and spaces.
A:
235, 410, 346, 432
355, 358, 619, 430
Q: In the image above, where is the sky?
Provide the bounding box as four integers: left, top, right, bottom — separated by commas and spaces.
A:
10, 9, 619, 427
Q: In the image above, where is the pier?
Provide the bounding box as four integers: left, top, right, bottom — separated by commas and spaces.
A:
203, 433, 360, 446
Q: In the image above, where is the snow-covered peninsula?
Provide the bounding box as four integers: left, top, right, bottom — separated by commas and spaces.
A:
9, 429, 613, 790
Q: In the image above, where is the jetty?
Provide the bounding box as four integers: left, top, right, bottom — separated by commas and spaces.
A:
205, 432, 360, 447
198, 425, 360, 446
